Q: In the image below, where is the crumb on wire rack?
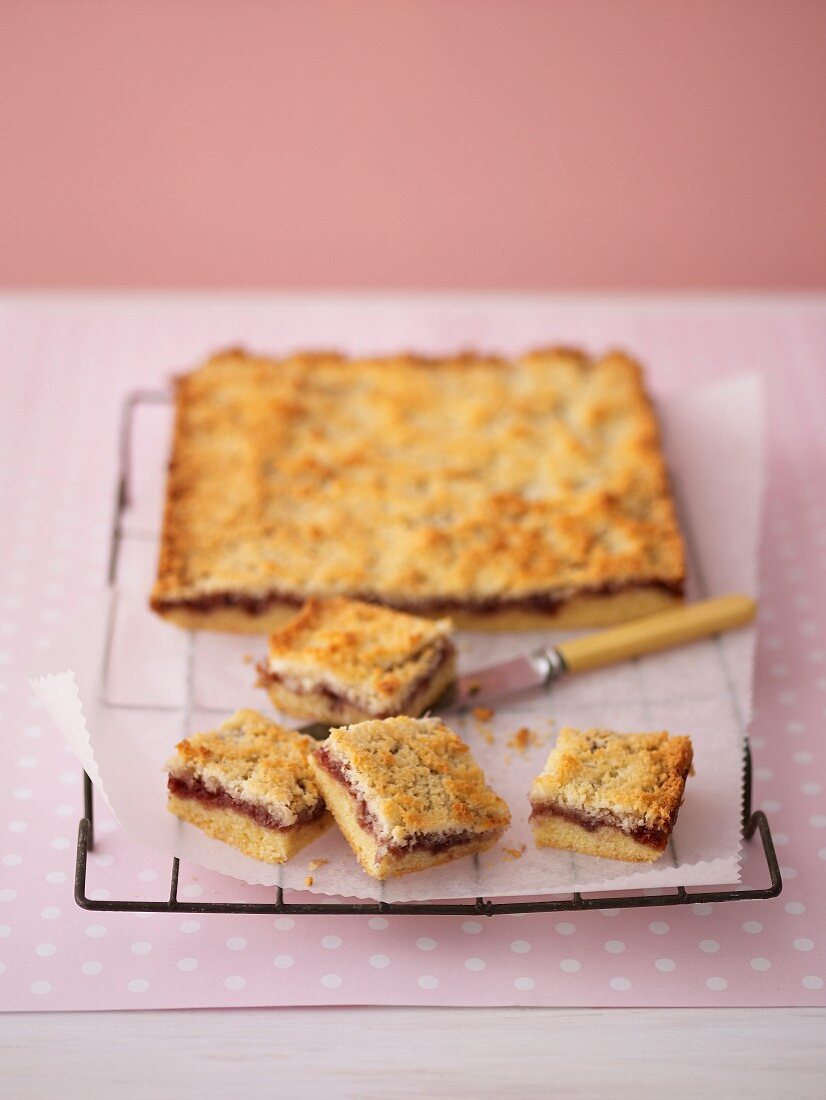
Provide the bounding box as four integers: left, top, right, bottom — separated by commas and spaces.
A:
304, 875, 314, 887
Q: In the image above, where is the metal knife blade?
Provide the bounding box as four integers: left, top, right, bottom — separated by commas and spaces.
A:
437, 650, 561, 714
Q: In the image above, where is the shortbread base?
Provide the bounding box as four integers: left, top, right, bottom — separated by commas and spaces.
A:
263, 651, 457, 724
168, 794, 332, 864
154, 586, 682, 635
309, 757, 504, 880
530, 812, 667, 863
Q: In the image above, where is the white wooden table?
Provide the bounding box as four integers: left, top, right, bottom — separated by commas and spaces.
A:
4, 1007, 825, 1097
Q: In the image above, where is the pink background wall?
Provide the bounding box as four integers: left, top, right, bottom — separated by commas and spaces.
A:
2, 0, 824, 290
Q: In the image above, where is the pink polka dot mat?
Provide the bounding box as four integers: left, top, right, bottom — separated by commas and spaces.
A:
2, 294, 824, 1009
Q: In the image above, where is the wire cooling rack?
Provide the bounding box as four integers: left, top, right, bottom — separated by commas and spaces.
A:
74, 391, 782, 917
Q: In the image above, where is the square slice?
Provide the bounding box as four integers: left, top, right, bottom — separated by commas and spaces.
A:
166, 708, 331, 864
258, 597, 456, 723
149, 347, 685, 633
529, 727, 693, 863
308, 716, 511, 879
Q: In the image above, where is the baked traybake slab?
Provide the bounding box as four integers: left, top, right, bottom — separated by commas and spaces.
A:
150, 347, 685, 632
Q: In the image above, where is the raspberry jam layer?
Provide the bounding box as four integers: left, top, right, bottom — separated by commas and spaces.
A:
258, 638, 453, 719
314, 746, 479, 856
529, 800, 670, 850
153, 579, 683, 619
168, 774, 325, 832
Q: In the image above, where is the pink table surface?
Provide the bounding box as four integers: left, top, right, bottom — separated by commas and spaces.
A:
1, 292, 824, 1010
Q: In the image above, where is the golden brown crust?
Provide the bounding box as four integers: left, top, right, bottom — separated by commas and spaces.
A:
166, 708, 324, 827
530, 814, 665, 863
530, 727, 694, 834
261, 597, 455, 718
315, 716, 511, 848
150, 347, 685, 631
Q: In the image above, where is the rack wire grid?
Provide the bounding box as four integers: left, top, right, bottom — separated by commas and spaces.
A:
74, 390, 782, 918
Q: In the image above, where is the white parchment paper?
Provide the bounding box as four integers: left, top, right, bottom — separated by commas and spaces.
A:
30, 375, 762, 902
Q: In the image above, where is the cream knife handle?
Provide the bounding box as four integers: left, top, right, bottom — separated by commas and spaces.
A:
555, 594, 757, 674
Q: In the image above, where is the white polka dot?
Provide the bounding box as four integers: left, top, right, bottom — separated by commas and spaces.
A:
0, 924, 10, 937
755, 767, 774, 781
41, 907, 60, 919
18, 756, 37, 769
138, 870, 158, 882
610, 977, 631, 991
31, 981, 51, 995
605, 940, 626, 954
81, 961, 102, 975
706, 977, 727, 991
782, 866, 799, 878
761, 799, 781, 813
416, 937, 437, 951
787, 720, 805, 734
369, 954, 390, 969
45, 871, 65, 884
274, 917, 294, 930
224, 976, 245, 990
321, 973, 342, 988
36, 943, 56, 957
794, 938, 814, 952
55, 805, 73, 817
2, 854, 21, 867
85, 924, 106, 938
793, 751, 813, 765
131, 942, 151, 955
751, 958, 771, 971
417, 975, 438, 989
59, 772, 77, 785
802, 783, 822, 795
510, 940, 531, 954
9, 820, 28, 833
786, 902, 806, 915
773, 833, 790, 846
177, 958, 197, 972
92, 854, 113, 867
555, 922, 575, 935
560, 958, 581, 973
0, 888, 16, 901
700, 940, 720, 953
649, 921, 670, 935
598, 908, 620, 917
462, 921, 482, 934
273, 955, 294, 969
127, 979, 148, 993
180, 920, 200, 934
742, 920, 763, 933
181, 884, 203, 897
226, 937, 246, 951
368, 917, 388, 930
97, 820, 117, 835
464, 957, 486, 971
13, 788, 32, 801
810, 815, 826, 828
693, 904, 713, 916
24, 725, 41, 739
50, 837, 69, 850
655, 958, 676, 972
514, 977, 535, 991
802, 976, 823, 990
321, 935, 342, 949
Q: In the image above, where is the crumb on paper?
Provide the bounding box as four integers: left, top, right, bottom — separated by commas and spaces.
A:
307, 858, 328, 873
472, 706, 494, 722
506, 726, 543, 754
503, 844, 526, 861
304, 875, 314, 887
242, 654, 254, 665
